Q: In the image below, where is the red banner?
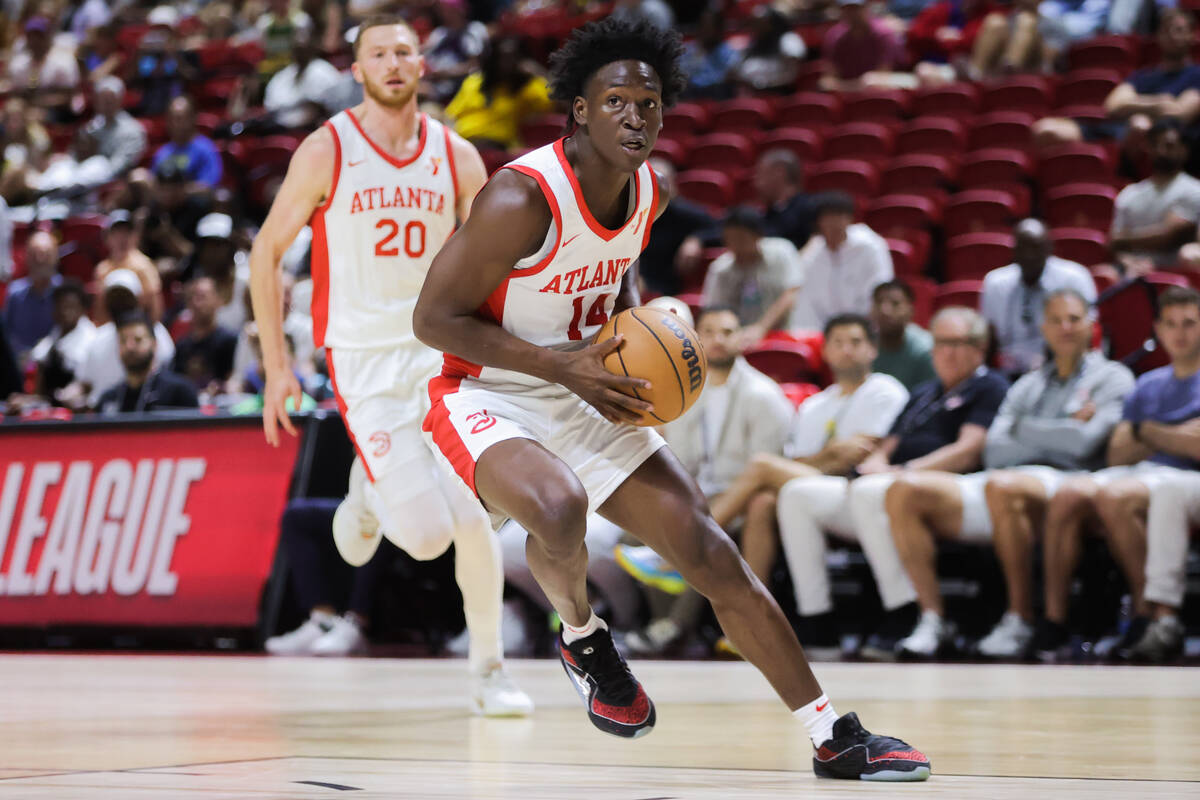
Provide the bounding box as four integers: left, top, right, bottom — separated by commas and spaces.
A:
0, 422, 299, 626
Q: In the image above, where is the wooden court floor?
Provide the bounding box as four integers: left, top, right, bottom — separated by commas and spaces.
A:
0, 654, 1197, 798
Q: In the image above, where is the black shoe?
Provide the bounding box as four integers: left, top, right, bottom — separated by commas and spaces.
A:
859, 602, 918, 661
796, 612, 841, 659
813, 712, 931, 781
1032, 618, 1069, 663
559, 626, 655, 738
1112, 615, 1150, 662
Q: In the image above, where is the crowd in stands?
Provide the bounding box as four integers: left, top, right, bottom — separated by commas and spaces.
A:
1, 0, 1196, 663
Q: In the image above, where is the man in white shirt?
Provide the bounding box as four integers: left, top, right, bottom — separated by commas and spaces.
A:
790, 192, 894, 330
701, 206, 803, 344
980, 218, 1096, 377
30, 279, 96, 392
263, 29, 346, 130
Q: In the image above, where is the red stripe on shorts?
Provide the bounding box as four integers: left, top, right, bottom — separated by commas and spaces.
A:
327, 350, 376, 483
423, 374, 478, 494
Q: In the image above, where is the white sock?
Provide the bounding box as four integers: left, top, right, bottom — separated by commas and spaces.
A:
561, 611, 605, 644
794, 693, 838, 748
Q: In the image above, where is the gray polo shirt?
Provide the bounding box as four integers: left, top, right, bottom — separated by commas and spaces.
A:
1112, 172, 1200, 264
984, 351, 1135, 471
701, 237, 803, 329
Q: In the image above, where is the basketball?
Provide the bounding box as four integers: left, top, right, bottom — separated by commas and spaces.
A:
594, 306, 708, 426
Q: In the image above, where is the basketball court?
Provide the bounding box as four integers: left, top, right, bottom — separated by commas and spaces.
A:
1, 654, 1196, 798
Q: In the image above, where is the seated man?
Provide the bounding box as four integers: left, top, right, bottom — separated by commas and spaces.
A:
871, 279, 936, 391
755, 149, 816, 249
1000, 287, 1200, 661
776, 307, 1009, 659
95, 312, 199, 414
889, 289, 1134, 659
980, 219, 1095, 378
639, 158, 717, 296
1138, 465, 1200, 662
171, 276, 239, 396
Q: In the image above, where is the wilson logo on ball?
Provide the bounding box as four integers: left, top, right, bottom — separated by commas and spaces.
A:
660, 316, 704, 393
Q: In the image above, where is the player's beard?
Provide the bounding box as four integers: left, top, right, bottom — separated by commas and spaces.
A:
361, 73, 418, 109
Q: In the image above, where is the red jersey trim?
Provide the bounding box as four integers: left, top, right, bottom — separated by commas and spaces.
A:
443, 124, 460, 217
553, 138, 641, 242
345, 109, 428, 170
327, 350, 376, 483
502, 164, 563, 277
309, 121, 340, 347
317, 120, 342, 215
640, 164, 660, 251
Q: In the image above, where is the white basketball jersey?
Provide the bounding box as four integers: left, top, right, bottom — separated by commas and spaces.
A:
310, 111, 459, 350
442, 138, 659, 389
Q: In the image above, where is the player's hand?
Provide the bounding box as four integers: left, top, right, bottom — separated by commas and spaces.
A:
262, 369, 303, 446
558, 335, 654, 425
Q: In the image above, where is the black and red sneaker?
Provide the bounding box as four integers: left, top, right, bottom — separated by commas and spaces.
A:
558, 627, 655, 738
813, 712, 931, 781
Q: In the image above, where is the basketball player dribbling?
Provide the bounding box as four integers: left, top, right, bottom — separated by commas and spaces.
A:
414, 18, 930, 780
248, 15, 532, 717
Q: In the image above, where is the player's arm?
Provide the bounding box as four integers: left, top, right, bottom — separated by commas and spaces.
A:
248, 126, 334, 445
447, 130, 488, 222
414, 169, 653, 424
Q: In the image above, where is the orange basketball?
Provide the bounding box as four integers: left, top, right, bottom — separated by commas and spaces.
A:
594, 306, 708, 426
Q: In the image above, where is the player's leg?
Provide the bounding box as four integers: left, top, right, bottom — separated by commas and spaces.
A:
600, 449, 930, 780
1132, 470, 1200, 662
1037, 475, 1100, 658
980, 470, 1050, 658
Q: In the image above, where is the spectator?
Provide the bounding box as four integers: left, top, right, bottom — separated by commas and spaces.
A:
151, 97, 223, 190
981, 218, 1096, 376
679, 9, 741, 100
730, 5, 807, 94
639, 157, 716, 295
131, 18, 200, 117
611, 0, 677, 32
791, 192, 894, 330
1110, 119, 1200, 273
1034, 11, 1200, 158
1039, 0, 1112, 57
0, 97, 50, 178
228, 326, 316, 414
1, 230, 61, 363
260, 28, 345, 129
890, 289, 1134, 659
1139, 465, 1200, 662
776, 307, 1009, 659
444, 36, 553, 151
755, 149, 816, 249
192, 213, 250, 332
689, 313, 909, 656
96, 312, 198, 414
134, 163, 212, 270
83, 77, 147, 176
871, 279, 937, 391
701, 206, 803, 341
30, 279, 97, 402
1017, 286, 1200, 664
252, 0, 314, 79
78, 22, 125, 83
615, 307, 794, 655
71, 0, 113, 40
0, 196, 10, 281
72, 269, 176, 409
22, 129, 116, 215
907, 0, 1006, 75
1, 16, 80, 116
423, 0, 489, 104
94, 211, 164, 323
172, 276, 239, 396
820, 0, 907, 91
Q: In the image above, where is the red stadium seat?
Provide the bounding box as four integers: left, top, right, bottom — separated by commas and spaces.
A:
519, 113, 566, 147
981, 76, 1055, 116
711, 98, 776, 133
59, 216, 107, 256
650, 137, 687, 167
894, 228, 932, 275
907, 275, 938, 327
958, 148, 1033, 187
1068, 35, 1138, 74
676, 169, 734, 208
57, 246, 96, 283
743, 340, 823, 383
934, 280, 985, 311
880, 154, 957, 195
239, 138, 296, 172
1054, 68, 1121, 109
757, 127, 824, 162
865, 194, 941, 237
840, 89, 911, 123
663, 102, 711, 137
806, 159, 880, 197
823, 122, 895, 160
1098, 274, 1189, 371
687, 133, 757, 171
911, 83, 980, 118
1044, 182, 1118, 229
967, 111, 1036, 151
1050, 227, 1110, 267
1036, 143, 1114, 189
779, 382, 823, 408
943, 190, 1020, 237
945, 232, 1015, 281
886, 238, 918, 276
776, 92, 842, 128
895, 117, 967, 156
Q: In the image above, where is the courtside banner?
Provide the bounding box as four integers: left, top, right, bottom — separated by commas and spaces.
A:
0, 421, 299, 626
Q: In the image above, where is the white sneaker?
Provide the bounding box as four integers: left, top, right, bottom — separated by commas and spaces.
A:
471, 662, 534, 717
897, 610, 956, 658
265, 610, 335, 656
976, 612, 1034, 659
624, 618, 681, 655
310, 615, 368, 656
332, 456, 382, 567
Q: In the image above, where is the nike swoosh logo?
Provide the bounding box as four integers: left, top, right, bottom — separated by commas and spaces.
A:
562, 233, 581, 248
816, 701, 829, 712
348, 158, 365, 167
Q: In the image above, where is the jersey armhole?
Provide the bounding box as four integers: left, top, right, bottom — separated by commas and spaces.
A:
641, 163, 661, 251
314, 120, 342, 216
443, 124, 460, 216
502, 164, 562, 276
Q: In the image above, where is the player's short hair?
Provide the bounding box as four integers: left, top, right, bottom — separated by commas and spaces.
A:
722, 205, 764, 234
353, 14, 418, 57
873, 279, 914, 303
825, 313, 878, 345
1158, 286, 1200, 318
548, 16, 686, 107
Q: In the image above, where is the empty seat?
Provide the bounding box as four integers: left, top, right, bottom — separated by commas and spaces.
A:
945, 232, 1016, 281
711, 98, 776, 132
943, 190, 1021, 237
958, 148, 1033, 187
663, 102, 711, 137
743, 340, 823, 383
757, 127, 823, 162
676, 169, 734, 208
823, 122, 895, 160
981, 76, 1055, 116
1036, 143, 1114, 188
967, 111, 1037, 151
880, 154, 957, 195
686, 133, 757, 171
1050, 227, 1110, 267
893, 228, 932, 276
1068, 35, 1137, 74
934, 279, 985, 311
650, 137, 687, 167
840, 89, 911, 123
779, 382, 823, 408
776, 92, 842, 127
1044, 182, 1118, 229
519, 113, 567, 147
865, 194, 941, 236
895, 116, 967, 156
911, 83, 980, 118
1098, 274, 1189, 372
1054, 68, 1121, 109
887, 237, 918, 276
806, 159, 880, 197
907, 275, 938, 327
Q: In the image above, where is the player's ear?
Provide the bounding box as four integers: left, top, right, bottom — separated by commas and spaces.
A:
350, 61, 364, 85
572, 96, 587, 128
418, 54, 426, 79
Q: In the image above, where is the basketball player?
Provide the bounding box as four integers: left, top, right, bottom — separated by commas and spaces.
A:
248, 15, 532, 717
414, 18, 930, 780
